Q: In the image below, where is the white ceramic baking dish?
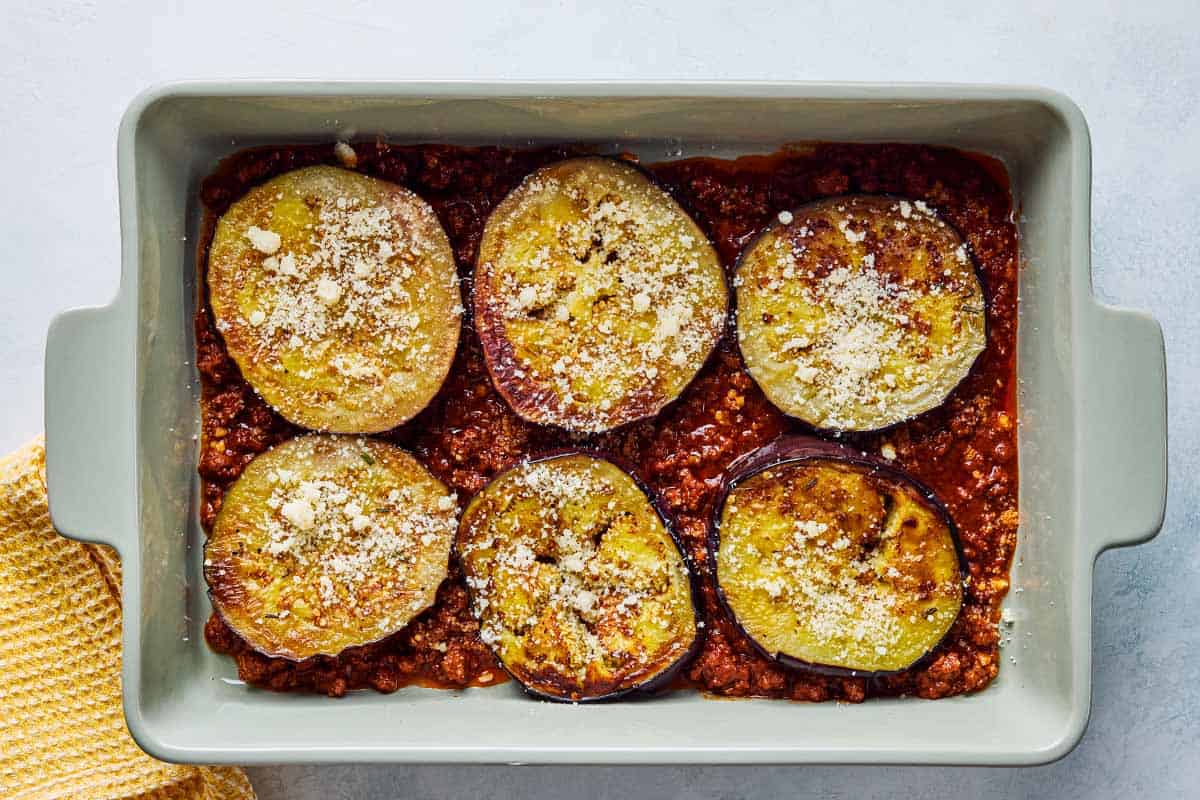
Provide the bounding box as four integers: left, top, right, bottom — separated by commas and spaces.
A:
44, 81, 1167, 766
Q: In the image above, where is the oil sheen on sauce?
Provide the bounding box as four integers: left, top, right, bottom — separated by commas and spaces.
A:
199, 142, 1018, 700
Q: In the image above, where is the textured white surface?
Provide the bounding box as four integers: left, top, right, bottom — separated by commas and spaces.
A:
1, 1, 1196, 797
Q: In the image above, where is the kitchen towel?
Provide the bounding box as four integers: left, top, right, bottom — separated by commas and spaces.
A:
0, 437, 255, 800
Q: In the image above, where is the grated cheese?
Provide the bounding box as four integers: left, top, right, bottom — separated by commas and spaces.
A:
460, 456, 695, 688
721, 463, 961, 670
247, 438, 458, 627
333, 141, 358, 168
245, 226, 281, 254
737, 196, 985, 431
483, 161, 725, 430
210, 167, 463, 432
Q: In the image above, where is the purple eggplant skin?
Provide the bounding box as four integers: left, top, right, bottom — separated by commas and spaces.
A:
730, 194, 990, 437
455, 448, 703, 703
707, 434, 968, 679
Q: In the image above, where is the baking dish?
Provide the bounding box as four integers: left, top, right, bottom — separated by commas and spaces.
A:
43, 81, 1167, 765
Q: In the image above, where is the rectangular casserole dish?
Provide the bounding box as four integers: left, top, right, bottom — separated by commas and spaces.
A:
43, 81, 1167, 766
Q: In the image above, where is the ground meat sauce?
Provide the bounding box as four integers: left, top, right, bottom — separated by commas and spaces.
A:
198, 142, 1018, 701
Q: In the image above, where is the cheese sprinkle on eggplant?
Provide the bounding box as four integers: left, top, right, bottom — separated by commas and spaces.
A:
475, 157, 727, 433
736, 195, 986, 431
457, 453, 698, 701
204, 435, 459, 661
207, 165, 462, 433
713, 444, 964, 676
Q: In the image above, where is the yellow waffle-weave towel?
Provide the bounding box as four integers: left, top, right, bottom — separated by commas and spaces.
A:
0, 438, 255, 800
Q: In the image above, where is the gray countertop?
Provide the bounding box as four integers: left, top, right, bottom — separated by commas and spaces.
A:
2, 1, 1196, 797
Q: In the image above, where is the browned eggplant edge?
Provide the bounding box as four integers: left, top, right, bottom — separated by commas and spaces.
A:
472, 155, 731, 435
203, 438, 454, 665
454, 447, 703, 703
730, 194, 990, 436
706, 434, 968, 679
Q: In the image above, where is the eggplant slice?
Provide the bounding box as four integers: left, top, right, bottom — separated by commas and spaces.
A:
205, 435, 459, 660
207, 165, 462, 433
457, 453, 699, 701
474, 157, 727, 433
736, 196, 986, 432
711, 437, 964, 676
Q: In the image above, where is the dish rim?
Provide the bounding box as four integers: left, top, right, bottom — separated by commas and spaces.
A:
42, 80, 1168, 766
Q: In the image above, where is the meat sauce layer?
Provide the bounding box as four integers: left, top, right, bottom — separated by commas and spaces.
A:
199, 142, 1018, 700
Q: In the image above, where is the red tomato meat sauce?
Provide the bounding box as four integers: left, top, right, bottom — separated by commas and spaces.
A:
198, 142, 1018, 700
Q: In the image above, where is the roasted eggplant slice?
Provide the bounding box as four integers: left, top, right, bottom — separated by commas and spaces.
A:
204, 435, 459, 660
475, 157, 727, 433
457, 453, 699, 701
207, 165, 462, 433
735, 196, 986, 431
711, 436, 964, 676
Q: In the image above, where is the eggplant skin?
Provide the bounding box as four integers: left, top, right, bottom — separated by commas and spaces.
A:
474, 157, 727, 433
457, 452, 699, 702
204, 435, 459, 661
710, 436, 965, 677
207, 165, 462, 434
735, 195, 986, 433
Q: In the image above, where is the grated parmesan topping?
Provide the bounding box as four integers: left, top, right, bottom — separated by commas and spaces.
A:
208, 167, 463, 432
241, 194, 453, 370
788, 264, 920, 429
459, 456, 694, 686
234, 438, 458, 632
333, 141, 358, 169
245, 225, 281, 254
720, 464, 961, 667
482, 161, 725, 430
778, 518, 906, 655
737, 196, 985, 430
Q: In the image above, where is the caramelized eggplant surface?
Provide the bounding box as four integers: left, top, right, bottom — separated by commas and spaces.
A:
475, 157, 727, 433
736, 195, 986, 432
205, 435, 459, 660
207, 165, 461, 433
711, 437, 964, 676
457, 453, 699, 701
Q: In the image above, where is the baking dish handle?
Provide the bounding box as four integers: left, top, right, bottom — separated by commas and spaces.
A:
44, 301, 137, 557
1080, 301, 1167, 552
